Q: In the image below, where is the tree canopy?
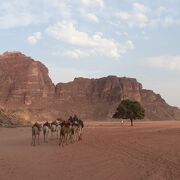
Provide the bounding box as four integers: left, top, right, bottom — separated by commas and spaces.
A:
113, 99, 145, 126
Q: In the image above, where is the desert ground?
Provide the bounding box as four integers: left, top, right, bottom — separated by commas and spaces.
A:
1, 121, 180, 180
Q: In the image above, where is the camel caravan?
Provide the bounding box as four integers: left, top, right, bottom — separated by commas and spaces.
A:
31, 115, 84, 146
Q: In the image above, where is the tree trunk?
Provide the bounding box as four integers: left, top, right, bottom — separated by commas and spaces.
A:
130, 118, 133, 126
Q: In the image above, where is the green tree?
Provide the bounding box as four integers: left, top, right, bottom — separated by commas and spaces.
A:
113, 99, 145, 126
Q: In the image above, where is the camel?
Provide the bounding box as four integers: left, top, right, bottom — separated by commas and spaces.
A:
68, 124, 75, 143
31, 124, 41, 146
43, 122, 51, 143
78, 119, 84, 141
51, 121, 60, 139
51, 124, 57, 138
72, 125, 80, 142
59, 122, 70, 146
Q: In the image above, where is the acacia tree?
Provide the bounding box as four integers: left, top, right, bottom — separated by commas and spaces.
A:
113, 99, 145, 126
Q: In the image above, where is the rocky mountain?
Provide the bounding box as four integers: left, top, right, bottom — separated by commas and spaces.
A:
0, 51, 179, 122
56, 76, 180, 120
0, 51, 56, 122
0, 51, 55, 105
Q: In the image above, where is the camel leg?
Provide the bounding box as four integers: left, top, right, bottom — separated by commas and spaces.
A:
46, 131, 49, 142
78, 128, 82, 141
62, 135, 65, 146
38, 134, 40, 145
58, 132, 61, 146
75, 131, 78, 142
62, 134, 64, 147
68, 134, 70, 144
60, 134, 63, 146
51, 130, 53, 139
66, 134, 68, 145
73, 133, 75, 142
58, 137, 60, 146
71, 134, 74, 143
70, 134, 73, 143
34, 135, 36, 146
45, 134, 47, 143
65, 134, 67, 145
71, 129, 75, 143
61, 135, 64, 146
60, 136, 63, 146
77, 131, 79, 141
59, 134, 63, 146
74, 133, 77, 142
32, 135, 35, 146
31, 134, 34, 146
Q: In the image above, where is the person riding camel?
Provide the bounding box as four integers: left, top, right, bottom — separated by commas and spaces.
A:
73, 114, 78, 121
68, 116, 73, 122
62, 119, 70, 127
73, 114, 79, 126
68, 116, 74, 126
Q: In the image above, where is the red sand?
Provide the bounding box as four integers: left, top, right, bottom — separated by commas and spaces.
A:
1, 121, 180, 180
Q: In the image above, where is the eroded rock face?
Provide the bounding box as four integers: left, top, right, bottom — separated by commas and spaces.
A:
0, 51, 179, 121
56, 76, 142, 102
0, 106, 21, 127
0, 51, 55, 107
140, 90, 179, 120
55, 76, 143, 118
56, 77, 180, 120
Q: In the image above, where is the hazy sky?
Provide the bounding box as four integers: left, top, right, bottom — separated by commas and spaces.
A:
0, 0, 180, 107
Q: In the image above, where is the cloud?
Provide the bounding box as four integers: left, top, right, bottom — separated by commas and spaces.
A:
146, 56, 180, 71
27, 32, 42, 45
164, 16, 175, 27
115, 2, 149, 28
63, 49, 90, 59
47, 21, 94, 46
0, 0, 71, 29
47, 21, 134, 59
115, 2, 180, 29
156, 6, 167, 16
83, 13, 99, 23
80, 0, 104, 8
116, 11, 149, 28
132, 2, 148, 12
116, 11, 131, 20
0, 13, 38, 29
134, 13, 149, 25
0, 1, 46, 29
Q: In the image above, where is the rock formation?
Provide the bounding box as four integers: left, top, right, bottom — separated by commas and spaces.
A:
56, 76, 180, 120
0, 51, 55, 105
0, 106, 21, 127
0, 51, 179, 122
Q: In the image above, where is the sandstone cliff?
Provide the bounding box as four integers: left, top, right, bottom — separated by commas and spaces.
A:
0, 51, 56, 122
0, 51, 179, 122
56, 76, 180, 120
0, 51, 55, 106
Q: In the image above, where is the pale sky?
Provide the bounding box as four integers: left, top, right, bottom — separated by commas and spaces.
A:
0, 0, 180, 107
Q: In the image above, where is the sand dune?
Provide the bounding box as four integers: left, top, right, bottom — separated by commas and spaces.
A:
1, 121, 180, 180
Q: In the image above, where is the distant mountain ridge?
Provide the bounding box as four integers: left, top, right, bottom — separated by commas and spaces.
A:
0, 51, 179, 122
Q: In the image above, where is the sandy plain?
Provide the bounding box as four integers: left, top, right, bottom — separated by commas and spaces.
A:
1, 121, 180, 180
